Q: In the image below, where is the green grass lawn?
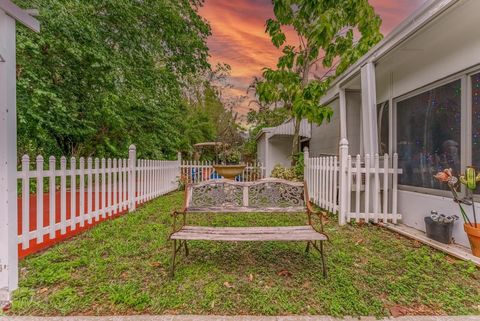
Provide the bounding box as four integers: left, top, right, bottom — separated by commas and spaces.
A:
6, 191, 480, 317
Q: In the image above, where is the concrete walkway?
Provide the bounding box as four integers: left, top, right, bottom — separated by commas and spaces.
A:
2, 316, 480, 321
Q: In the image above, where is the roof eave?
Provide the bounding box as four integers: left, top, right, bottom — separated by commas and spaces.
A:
326, 0, 459, 92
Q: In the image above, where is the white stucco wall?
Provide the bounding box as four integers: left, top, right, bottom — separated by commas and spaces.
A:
266, 136, 293, 176
345, 91, 362, 156
256, 133, 266, 167
309, 99, 340, 156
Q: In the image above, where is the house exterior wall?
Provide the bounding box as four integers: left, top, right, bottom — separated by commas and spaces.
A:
345, 91, 362, 156
267, 136, 293, 176
309, 99, 340, 156
372, 0, 480, 248
256, 133, 267, 167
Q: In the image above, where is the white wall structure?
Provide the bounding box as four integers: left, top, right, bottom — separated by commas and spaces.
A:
309, 99, 340, 157
255, 119, 311, 176
0, 1, 39, 301
313, 0, 480, 249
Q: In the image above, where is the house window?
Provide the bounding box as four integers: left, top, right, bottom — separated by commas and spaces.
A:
472, 73, 480, 193
377, 102, 389, 155
396, 79, 461, 190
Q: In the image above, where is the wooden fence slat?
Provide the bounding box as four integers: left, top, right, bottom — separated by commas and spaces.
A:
101, 158, 106, 219
355, 155, 361, 222
364, 154, 370, 223
60, 156, 67, 235
87, 158, 93, 224
79, 158, 85, 227
107, 158, 112, 216
373, 153, 380, 223
21, 155, 30, 249
383, 153, 389, 223
49, 156, 56, 238
346, 155, 352, 221
393, 153, 399, 224
36, 155, 44, 243
94, 158, 100, 222
113, 159, 118, 214
70, 157, 76, 231
333, 156, 338, 213
123, 158, 127, 211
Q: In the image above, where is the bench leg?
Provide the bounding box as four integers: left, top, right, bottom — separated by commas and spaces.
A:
305, 241, 311, 253
184, 240, 189, 257
170, 239, 177, 278
319, 240, 327, 279
311, 240, 327, 278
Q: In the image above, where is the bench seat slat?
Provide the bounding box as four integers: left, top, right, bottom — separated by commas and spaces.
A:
171, 225, 327, 241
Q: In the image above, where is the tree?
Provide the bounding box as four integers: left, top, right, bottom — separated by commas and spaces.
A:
15, 0, 212, 159
256, 0, 383, 165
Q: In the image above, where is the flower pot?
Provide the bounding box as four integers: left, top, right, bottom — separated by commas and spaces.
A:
213, 164, 246, 180
464, 223, 480, 257
424, 217, 454, 244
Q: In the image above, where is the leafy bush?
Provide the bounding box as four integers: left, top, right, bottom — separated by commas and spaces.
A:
293, 153, 304, 180
271, 164, 300, 181
270, 153, 304, 181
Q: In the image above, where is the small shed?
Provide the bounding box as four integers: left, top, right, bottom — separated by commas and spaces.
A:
256, 118, 310, 176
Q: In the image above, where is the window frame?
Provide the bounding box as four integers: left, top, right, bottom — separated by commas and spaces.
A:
392, 72, 466, 197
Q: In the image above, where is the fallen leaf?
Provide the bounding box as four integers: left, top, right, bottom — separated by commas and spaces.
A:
223, 281, 234, 288
355, 239, 364, 245
37, 287, 49, 294
150, 261, 162, 267
389, 305, 407, 317
248, 274, 254, 282
277, 269, 292, 277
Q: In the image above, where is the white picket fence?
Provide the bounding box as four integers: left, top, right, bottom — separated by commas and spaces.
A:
304, 139, 402, 225
180, 161, 266, 184
17, 145, 180, 250
304, 155, 338, 214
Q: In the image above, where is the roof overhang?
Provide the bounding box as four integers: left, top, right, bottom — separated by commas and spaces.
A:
322, 0, 459, 100
255, 127, 274, 141
256, 119, 311, 141
0, 1, 40, 32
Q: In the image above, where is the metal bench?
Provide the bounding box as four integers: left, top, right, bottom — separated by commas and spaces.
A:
169, 178, 328, 277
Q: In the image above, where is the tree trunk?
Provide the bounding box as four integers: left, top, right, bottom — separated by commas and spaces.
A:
291, 117, 301, 166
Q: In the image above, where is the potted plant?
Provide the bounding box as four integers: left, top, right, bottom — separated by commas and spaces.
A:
424, 210, 458, 244
434, 167, 480, 256
213, 147, 246, 180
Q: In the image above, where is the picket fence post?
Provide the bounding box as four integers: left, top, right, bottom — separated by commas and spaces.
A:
177, 151, 182, 185
338, 138, 349, 226
128, 144, 137, 212
303, 147, 309, 200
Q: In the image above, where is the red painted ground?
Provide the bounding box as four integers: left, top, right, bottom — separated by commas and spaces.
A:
17, 192, 137, 259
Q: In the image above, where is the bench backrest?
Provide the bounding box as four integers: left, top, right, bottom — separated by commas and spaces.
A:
184, 178, 306, 213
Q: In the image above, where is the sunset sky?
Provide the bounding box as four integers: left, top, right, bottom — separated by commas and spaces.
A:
199, 0, 425, 120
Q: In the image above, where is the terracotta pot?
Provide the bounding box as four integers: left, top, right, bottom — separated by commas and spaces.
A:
213, 164, 246, 180
464, 223, 480, 257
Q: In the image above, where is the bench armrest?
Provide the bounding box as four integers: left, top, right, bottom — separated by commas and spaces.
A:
306, 201, 329, 239
170, 209, 187, 238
